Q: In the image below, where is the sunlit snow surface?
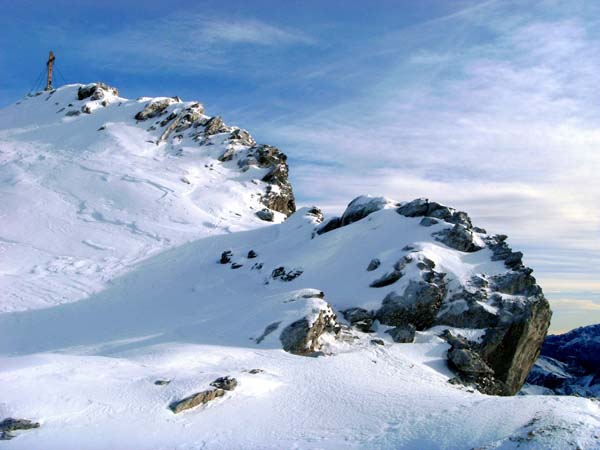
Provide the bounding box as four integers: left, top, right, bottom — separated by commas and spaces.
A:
0, 86, 598, 449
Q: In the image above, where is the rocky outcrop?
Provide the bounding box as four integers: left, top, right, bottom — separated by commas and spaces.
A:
169, 388, 225, 413
340, 196, 396, 226
271, 267, 303, 282
376, 280, 446, 330
434, 224, 483, 252
280, 303, 340, 355
0, 418, 40, 440
315, 196, 397, 235
210, 376, 238, 391
397, 198, 472, 229
135, 98, 177, 121
238, 145, 295, 217
386, 324, 416, 343
370, 270, 402, 288
342, 307, 374, 332
78, 82, 119, 101
169, 376, 237, 414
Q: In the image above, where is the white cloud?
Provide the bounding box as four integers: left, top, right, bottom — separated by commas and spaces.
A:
74, 14, 313, 73
258, 11, 600, 334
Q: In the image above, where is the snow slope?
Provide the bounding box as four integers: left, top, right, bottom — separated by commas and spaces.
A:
1, 86, 599, 449
0, 84, 283, 312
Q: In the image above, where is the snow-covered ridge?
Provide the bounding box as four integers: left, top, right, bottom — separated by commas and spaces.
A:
1, 84, 598, 449
0, 82, 294, 312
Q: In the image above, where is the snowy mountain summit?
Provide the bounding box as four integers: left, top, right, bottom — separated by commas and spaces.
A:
1, 84, 598, 449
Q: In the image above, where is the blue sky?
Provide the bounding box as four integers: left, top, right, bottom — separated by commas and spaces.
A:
1, 0, 599, 332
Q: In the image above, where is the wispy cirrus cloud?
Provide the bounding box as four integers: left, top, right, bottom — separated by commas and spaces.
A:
45, 13, 315, 74
255, 5, 600, 332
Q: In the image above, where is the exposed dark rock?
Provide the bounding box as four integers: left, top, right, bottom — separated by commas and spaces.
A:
340, 196, 394, 226
370, 270, 402, 288
396, 198, 473, 229
135, 98, 174, 121
256, 208, 274, 222
447, 348, 510, 396
78, 82, 119, 101
419, 217, 439, 227
157, 103, 205, 144
477, 294, 552, 395
0, 418, 40, 440
342, 308, 374, 332
204, 116, 229, 136
210, 376, 238, 391
220, 251, 232, 264
154, 379, 171, 386
370, 339, 385, 346
492, 268, 541, 296
247, 250, 258, 259
229, 128, 255, 146
280, 303, 340, 355
271, 267, 303, 282
218, 147, 236, 162
316, 217, 341, 235
65, 110, 80, 117
169, 388, 225, 413
486, 235, 524, 270
434, 224, 483, 252
231, 263, 243, 269
397, 198, 430, 217
449, 348, 494, 375
305, 206, 324, 224
386, 324, 416, 343
366, 258, 381, 271
376, 280, 446, 330
256, 321, 281, 344
248, 369, 264, 374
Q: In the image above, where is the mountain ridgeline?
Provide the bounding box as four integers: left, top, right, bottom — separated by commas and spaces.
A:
3, 82, 552, 398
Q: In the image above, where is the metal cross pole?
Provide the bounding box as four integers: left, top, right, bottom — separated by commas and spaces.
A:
45, 51, 55, 91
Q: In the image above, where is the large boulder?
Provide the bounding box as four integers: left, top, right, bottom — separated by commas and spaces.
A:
135, 98, 176, 121
340, 196, 396, 226
252, 145, 296, 217
0, 418, 40, 440
376, 279, 446, 330
78, 82, 119, 101
434, 224, 483, 252
280, 302, 340, 355
477, 294, 551, 395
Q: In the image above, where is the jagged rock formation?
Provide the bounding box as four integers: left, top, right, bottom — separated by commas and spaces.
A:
280, 298, 340, 355
0, 418, 40, 440
317, 195, 551, 395
75, 82, 296, 220
169, 376, 238, 414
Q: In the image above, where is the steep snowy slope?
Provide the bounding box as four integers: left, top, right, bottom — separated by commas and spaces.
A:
1, 85, 599, 449
0, 83, 293, 312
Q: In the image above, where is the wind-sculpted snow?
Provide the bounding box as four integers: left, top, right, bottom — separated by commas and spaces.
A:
0, 86, 597, 449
